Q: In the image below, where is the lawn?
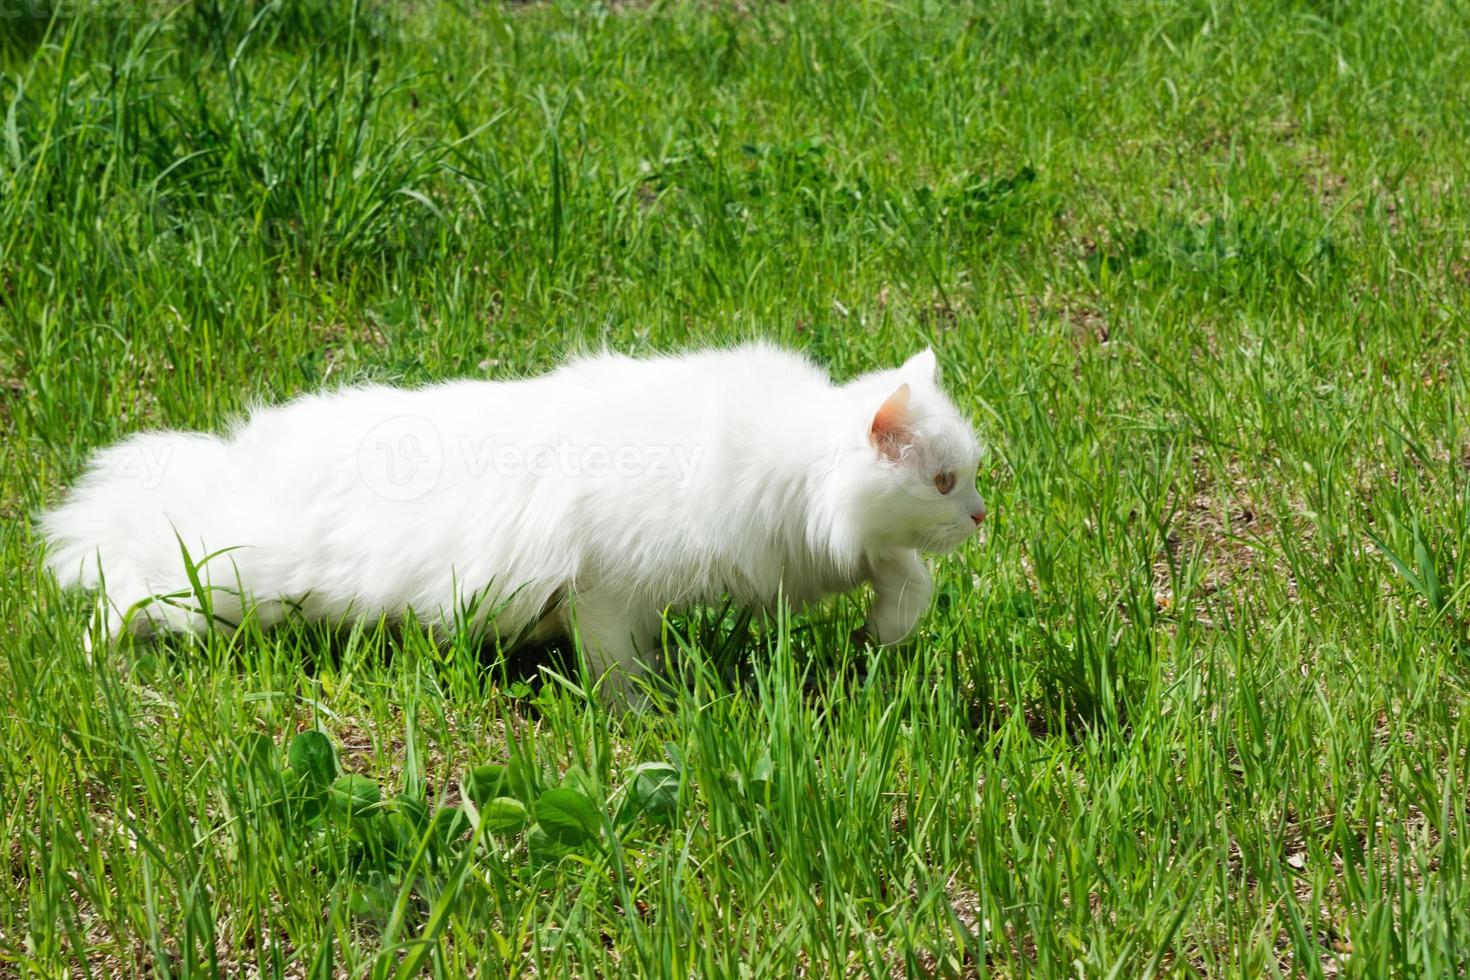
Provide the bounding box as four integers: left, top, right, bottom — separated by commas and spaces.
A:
2, 0, 1469, 975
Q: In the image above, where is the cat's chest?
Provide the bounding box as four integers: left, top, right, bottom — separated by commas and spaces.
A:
711, 545, 866, 608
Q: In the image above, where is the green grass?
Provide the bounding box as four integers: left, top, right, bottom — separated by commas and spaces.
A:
3, 0, 1470, 975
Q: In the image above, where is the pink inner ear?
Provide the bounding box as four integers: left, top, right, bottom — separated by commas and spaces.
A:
870, 383, 912, 461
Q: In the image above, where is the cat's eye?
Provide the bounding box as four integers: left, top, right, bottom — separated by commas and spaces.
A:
934, 472, 956, 495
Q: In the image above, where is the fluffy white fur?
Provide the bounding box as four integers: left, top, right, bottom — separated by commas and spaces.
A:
42, 343, 986, 696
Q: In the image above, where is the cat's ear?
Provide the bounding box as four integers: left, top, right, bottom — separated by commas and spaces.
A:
870, 383, 913, 462
902, 348, 939, 385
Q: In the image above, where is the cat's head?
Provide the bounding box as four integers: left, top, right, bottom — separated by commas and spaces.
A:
850, 349, 986, 554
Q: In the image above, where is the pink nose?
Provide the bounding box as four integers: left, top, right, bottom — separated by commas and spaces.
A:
971, 509, 986, 525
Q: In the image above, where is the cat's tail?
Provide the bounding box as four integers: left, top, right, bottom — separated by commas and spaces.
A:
40, 430, 233, 639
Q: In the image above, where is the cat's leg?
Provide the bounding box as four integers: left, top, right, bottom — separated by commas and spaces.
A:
862, 550, 934, 645
83, 593, 127, 655
566, 591, 659, 705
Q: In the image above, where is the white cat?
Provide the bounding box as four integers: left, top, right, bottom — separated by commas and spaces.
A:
42, 343, 986, 697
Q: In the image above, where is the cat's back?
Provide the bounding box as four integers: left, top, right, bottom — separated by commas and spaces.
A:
234, 343, 826, 440
553, 342, 833, 423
